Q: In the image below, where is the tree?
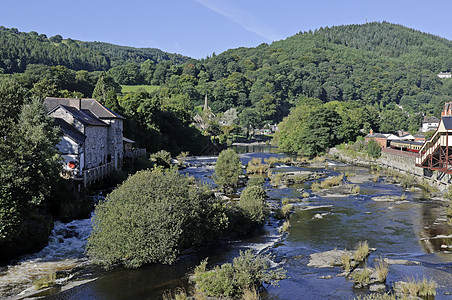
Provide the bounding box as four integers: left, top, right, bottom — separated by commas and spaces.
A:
92, 72, 121, 104
276, 99, 342, 156
214, 149, 242, 192
367, 139, 382, 159
87, 167, 228, 268
0, 98, 62, 242
239, 186, 267, 224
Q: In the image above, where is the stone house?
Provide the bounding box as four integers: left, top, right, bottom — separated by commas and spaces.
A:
365, 129, 388, 148
44, 97, 125, 184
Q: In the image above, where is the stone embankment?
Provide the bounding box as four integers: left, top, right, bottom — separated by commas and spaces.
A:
329, 148, 451, 192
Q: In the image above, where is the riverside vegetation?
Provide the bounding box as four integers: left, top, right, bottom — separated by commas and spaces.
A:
87, 149, 270, 268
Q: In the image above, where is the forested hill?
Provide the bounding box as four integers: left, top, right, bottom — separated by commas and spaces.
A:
193, 21, 452, 121
0, 26, 189, 73
79, 41, 189, 67
279, 21, 452, 70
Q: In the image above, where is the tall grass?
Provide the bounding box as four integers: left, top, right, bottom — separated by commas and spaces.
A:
311, 175, 344, 191
341, 253, 351, 271
400, 277, 438, 297
375, 256, 388, 282
354, 241, 369, 262
279, 220, 291, 233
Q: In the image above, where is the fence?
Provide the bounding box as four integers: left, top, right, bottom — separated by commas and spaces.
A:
83, 161, 115, 187
125, 148, 147, 159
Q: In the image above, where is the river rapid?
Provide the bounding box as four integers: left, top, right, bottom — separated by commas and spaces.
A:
1, 146, 451, 299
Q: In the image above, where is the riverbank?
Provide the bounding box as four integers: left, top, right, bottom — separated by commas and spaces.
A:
2, 150, 452, 299
329, 147, 452, 193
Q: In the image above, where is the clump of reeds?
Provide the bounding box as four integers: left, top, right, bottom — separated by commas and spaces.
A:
279, 220, 291, 233
400, 277, 437, 297
341, 253, 351, 271
351, 267, 372, 287
375, 256, 388, 282
354, 241, 369, 262
247, 158, 269, 175
275, 204, 293, 219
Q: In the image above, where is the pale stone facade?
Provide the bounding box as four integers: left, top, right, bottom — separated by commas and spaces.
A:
44, 98, 125, 182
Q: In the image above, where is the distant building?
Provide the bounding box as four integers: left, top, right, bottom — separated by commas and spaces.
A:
437, 72, 452, 79
421, 116, 440, 132
413, 134, 426, 142
399, 133, 415, 141
365, 130, 387, 148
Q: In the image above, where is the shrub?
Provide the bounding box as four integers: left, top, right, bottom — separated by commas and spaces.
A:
150, 150, 172, 167
86, 167, 228, 268
192, 250, 286, 299
239, 186, 267, 224
247, 176, 265, 188
214, 149, 242, 192
354, 293, 396, 300
351, 185, 360, 194
366, 139, 381, 159
275, 204, 293, 220
302, 192, 310, 198
246, 158, 269, 175
270, 173, 284, 186
351, 267, 372, 287
264, 156, 279, 167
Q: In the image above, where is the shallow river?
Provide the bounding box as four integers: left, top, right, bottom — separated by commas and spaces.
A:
1, 147, 451, 299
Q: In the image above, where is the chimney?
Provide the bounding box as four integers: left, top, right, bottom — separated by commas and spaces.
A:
370, 129, 373, 136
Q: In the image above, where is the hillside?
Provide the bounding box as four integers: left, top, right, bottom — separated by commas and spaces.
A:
0, 26, 190, 74
79, 41, 189, 67
188, 22, 452, 120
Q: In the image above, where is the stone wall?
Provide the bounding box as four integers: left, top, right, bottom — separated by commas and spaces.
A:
84, 126, 108, 169
330, 148, 451, 191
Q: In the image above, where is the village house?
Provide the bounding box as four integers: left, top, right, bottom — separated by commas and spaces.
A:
365, 129, 388, 148
421, 116, 440, 133
44, 97, 125, 186
437, 72, 452, 79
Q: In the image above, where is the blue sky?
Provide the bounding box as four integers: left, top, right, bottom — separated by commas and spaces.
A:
1, 0, 451, 59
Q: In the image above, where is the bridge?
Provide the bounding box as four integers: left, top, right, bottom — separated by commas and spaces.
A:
416, 103, 452, 174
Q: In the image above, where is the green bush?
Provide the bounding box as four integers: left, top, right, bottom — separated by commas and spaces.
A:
239, 186, 267, 224
247, 176, 265, 188
86, 167, 228, 268
150, 150, 172, 167
193, 250, 286, 298
214, 149, 242, 192
366, 139, 381, 159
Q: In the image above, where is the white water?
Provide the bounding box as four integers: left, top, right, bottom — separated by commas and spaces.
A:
0, 216, 92, 298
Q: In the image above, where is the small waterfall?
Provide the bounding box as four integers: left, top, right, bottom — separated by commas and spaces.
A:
0, 216, 93, 298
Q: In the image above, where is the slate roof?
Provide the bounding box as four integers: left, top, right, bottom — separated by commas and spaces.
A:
442, 116, 452, 130
49, 105, 107, 127
365, 133, 387, 138
44, 97, 125, 120
54, 118, 86, 144
423, 116, 440, 123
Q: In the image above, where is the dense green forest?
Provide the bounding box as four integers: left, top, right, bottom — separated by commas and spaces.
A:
2, 22, 452, 154
0, 26, 189, 73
